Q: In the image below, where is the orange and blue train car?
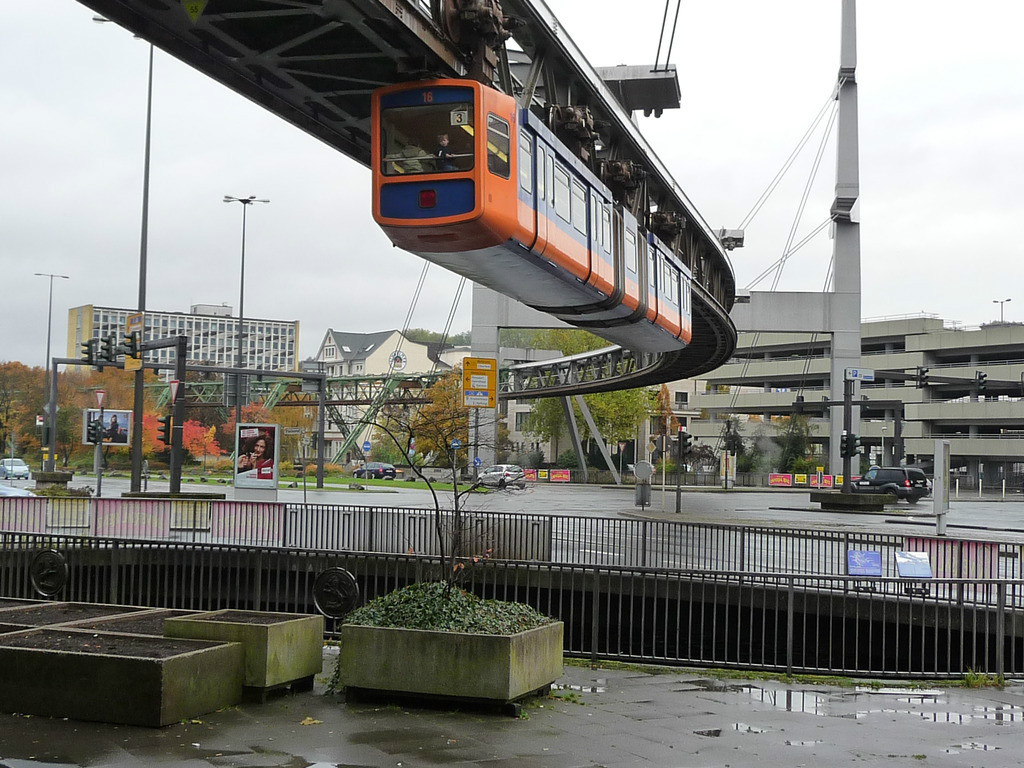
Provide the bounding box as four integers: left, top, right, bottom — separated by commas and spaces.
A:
371, 78, 692, 353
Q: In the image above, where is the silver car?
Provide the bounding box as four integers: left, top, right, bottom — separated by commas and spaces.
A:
478, 464, 526, 489
0, 458, 30, 480
0, 484, 35, 497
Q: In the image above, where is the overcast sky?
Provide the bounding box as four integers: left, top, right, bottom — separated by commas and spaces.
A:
2, 1, 1022, 368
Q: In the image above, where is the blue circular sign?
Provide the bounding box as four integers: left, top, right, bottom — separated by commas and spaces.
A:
473, 457, 482, 467
450, 438, 462, 449
362, 440, 371, 453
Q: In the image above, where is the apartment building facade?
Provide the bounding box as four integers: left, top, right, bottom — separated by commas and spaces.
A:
66, 303, 299, 375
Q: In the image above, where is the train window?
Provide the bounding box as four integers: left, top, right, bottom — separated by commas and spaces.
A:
379, 93, 474, 176
554, 166, 570, 221
601, 207, 611, 251
536, 146, 546, 201
571, 181, 586, 234
663, 263, 675, 301
591, 196, 599, 245
625, 230, 637, 273
519, 136, 533, 191
486, 114, 510, 178
648, 248, 657, 292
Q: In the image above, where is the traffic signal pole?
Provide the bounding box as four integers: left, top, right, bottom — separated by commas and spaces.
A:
841, 377, 854, 492
169, 336, 187, 494
93, 405, 104, 498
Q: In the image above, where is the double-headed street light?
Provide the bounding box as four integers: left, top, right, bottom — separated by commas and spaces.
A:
223, 195, 269, 419
34, 272, 69, 471
993, 297, 1012, 323
94, 14, 154, 493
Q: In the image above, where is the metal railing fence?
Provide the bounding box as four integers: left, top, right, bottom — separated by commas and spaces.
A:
1, 497, 1020, 581
0, 532, 1020, 678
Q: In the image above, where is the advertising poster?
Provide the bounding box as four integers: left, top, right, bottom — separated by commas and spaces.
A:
523, 469, 538, 481
235, 423, 280, 489
82, 409, 132, 446
768, 473, 793, 487
550, 469, 571, 483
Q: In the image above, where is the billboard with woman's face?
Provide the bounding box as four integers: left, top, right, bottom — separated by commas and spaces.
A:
234, 423, 280, 489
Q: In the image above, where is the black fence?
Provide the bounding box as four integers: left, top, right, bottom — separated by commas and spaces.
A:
0, 532, 1021, 678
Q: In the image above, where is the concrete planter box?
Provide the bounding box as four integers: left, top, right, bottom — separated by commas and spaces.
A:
337, 621, 564, 703
164, 609, 323, 690
0, 628, 243, 726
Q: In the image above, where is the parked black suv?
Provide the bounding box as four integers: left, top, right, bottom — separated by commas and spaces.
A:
851, 466, 931, 503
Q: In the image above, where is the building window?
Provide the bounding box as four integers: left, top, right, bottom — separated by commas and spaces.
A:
515, 412, 529, 431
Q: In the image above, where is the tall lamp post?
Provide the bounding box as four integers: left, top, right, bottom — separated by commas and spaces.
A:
34, 273, 70, 471
880, 423, 887, 467
223, 196, 269, 421
993, 297, 1012, 323
94, 15, 154, 493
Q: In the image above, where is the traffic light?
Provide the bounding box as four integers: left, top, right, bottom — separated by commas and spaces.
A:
100, 334, 117, 363
157, 415, 173, 447
840, 430, 859, 459
86, 418, 104, 445
793, 395, 805, 414
678, 429, 693, 456
915, 366, 930, 388
121, 331, 140, 358
976, 370, 988, 394
80, 338, 97, 366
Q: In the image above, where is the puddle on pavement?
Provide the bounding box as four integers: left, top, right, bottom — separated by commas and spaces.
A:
746, 687, 829, 716
974, 705, 1024, 722
552, 683, 606, 693
693, 728, 722, 737
855, 687, 944, 696
946, 743, 1000, 752
786, 740, 823, 746
732, 722, 766, 733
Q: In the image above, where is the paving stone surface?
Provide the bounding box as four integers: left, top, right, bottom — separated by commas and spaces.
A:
1, 650, 1023, 766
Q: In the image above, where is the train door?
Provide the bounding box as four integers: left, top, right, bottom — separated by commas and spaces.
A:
645, 236, 659, 322
532, 142, 550, 256
516, 128, 538, 249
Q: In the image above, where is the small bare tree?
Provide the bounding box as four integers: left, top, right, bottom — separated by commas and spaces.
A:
370, 370, 518, 587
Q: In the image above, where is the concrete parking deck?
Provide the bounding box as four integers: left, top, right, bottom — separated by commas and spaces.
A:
1, 649, 1022, 766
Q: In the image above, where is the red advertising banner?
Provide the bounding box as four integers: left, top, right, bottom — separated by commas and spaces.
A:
809, 475, 834, 488
768, 473, 793, 487
523, 469, 538, 482
550, 469, 571, 483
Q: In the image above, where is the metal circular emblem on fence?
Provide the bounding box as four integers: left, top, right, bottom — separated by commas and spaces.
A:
30, 549, 68, 598
312, 567, 360, 618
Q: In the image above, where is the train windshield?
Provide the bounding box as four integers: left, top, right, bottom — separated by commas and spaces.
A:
379, 87, 475, 176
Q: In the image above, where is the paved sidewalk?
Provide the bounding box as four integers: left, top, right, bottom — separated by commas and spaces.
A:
2, 650, 1023, 767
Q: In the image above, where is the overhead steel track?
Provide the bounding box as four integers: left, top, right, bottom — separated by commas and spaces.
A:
75, 0, 736, 392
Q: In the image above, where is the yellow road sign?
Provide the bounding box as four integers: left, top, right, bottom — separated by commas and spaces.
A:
462, 357, 497, 408
183, 1, 208, 23
124, 313, 144, 372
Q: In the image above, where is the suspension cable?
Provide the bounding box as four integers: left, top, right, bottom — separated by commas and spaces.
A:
738, 91, 839, 231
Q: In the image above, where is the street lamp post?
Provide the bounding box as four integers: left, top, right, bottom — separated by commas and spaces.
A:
993, 298, 1012, 323
223, 196, 269, 420
94, 15, 153, 492
34, 273, 69, 472
880, 423, 887, 467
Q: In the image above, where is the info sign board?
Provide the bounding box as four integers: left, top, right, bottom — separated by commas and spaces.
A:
82, 409, 132, 446
462, 357, 497, 408
234, 423, 280, 489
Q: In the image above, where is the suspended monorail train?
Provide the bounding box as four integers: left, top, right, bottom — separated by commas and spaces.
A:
371, 79, 691, 353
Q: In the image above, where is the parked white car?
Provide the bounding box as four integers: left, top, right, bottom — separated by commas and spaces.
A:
477, 464, 526, 489
0, 458, 30, 480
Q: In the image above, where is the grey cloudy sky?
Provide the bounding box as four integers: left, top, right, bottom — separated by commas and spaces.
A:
2, 1, 1021, 368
